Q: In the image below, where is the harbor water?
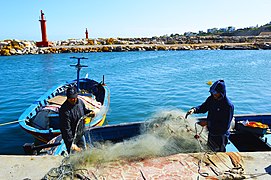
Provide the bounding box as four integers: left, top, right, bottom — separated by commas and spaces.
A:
0, 50, 271, 154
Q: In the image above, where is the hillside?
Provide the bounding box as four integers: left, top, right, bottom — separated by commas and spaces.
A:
222, 23, 271, 36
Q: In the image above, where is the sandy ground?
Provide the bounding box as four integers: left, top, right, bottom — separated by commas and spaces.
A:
0, 155, 63, 180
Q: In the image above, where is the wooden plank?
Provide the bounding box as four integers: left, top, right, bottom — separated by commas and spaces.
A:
47, 95, 66, 105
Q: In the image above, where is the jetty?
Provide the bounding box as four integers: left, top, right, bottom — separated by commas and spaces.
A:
1, 36, 271, 56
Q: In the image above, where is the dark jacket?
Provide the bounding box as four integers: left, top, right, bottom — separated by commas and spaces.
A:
59, 98, 91, 152
194, 80, 234, 136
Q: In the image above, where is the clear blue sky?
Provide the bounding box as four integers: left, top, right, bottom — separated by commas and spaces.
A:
1, 0, 270, 41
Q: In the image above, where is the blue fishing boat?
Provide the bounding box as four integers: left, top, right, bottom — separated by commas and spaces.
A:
40, 113, 271, 155
19, 57, 110, 143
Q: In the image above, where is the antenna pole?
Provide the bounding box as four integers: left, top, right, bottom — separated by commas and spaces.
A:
70, 57, 88, 92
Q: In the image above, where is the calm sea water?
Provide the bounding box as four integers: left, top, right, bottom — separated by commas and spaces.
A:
0, 50, 271, 154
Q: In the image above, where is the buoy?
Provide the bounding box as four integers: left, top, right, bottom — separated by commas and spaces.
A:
206, 81, 212, 86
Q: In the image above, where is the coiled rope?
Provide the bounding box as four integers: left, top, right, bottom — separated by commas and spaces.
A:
42, 157, 90, 180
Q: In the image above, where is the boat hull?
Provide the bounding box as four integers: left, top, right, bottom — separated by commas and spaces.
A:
19, 78, 110, 143
48, 113, 271, 155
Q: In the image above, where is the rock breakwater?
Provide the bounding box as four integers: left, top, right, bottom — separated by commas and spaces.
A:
1, 36, 271, 56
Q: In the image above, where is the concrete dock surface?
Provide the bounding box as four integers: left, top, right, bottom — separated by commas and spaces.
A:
0, 155, 63, 180
0, 152, 270, 179
81, 151, 271, 179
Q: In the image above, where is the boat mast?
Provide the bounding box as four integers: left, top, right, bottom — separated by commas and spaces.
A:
70, 56, 88, 92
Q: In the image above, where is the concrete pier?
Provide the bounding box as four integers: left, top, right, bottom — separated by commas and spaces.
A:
81, 151, 271, 179
0, 155, 62, 180
0, 152, 270, 179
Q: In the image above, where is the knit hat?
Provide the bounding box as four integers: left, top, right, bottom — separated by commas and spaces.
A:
66, 87, 78, 99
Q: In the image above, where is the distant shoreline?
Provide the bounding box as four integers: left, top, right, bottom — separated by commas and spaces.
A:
1, 36, 271, 56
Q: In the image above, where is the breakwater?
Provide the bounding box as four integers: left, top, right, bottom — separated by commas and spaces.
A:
1, 36, 271, 56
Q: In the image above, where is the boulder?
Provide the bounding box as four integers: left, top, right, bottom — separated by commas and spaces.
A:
0, 49, 11, 56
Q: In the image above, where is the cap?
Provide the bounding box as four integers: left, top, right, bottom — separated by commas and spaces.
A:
66, 87, 78, 99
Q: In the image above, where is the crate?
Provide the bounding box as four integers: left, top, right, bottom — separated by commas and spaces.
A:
235, 123, 267, 135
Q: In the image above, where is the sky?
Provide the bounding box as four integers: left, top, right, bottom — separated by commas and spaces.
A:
1, 0, 271, 41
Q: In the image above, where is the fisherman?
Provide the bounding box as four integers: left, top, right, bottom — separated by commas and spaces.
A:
59, 86, 95, 154
185, 80, 234, 152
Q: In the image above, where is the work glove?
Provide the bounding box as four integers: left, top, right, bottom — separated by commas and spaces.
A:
185, 108, 195, 119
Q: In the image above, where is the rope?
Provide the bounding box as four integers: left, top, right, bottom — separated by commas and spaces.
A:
71, 111, 93, 151
0, 119, 28, 126
42, 157, 90, 180
197, 154, 209, 177
43, 157, 73, 179
43, 113, 93, 179
87, 113, 94, 150
192, 122, 247, 179
193, 122, 211, 177
176, 116, 212, 177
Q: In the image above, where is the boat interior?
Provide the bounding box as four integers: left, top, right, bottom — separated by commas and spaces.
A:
27, 79, 105, 131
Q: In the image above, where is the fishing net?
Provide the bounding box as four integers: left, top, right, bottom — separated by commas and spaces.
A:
43, 110, 249, 180
69, 110, 210, 168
